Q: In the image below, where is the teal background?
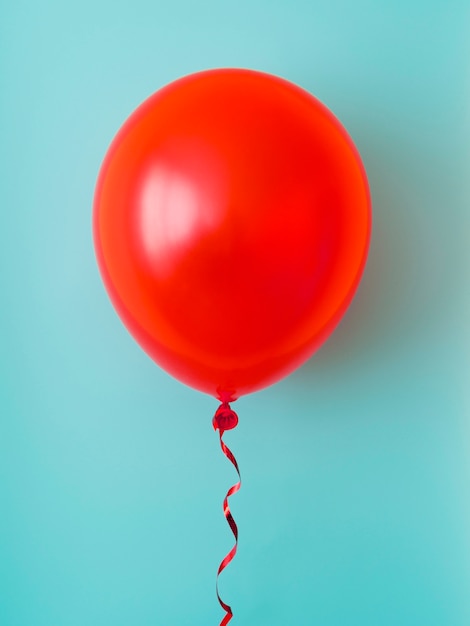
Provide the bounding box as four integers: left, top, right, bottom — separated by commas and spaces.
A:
1, 1, 469, 624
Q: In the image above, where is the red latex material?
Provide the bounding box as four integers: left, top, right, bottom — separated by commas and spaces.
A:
213, 403, 241, 625
93, 68, 371, 400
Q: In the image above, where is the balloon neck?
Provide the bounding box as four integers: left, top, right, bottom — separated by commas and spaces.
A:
213, 402, 239, 432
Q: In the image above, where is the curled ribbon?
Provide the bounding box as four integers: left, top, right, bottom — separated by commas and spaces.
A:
212, 403, 241, 625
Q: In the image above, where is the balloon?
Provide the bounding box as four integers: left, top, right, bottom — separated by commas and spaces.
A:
93, 68, 371, 401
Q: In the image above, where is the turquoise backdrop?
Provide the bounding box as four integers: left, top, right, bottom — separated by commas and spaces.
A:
1, 1, 469, 624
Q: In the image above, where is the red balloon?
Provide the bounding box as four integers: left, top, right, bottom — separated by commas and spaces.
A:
93, 69, 371, 401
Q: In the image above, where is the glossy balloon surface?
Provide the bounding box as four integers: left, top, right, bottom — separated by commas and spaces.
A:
93, 69, 371, 400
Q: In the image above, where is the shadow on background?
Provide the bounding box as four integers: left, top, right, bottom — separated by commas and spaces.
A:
297, 124, 414, 378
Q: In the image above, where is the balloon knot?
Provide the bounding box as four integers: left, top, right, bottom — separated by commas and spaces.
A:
213, 403, 238, 432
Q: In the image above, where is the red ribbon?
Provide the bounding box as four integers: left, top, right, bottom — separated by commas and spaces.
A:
213, 403, 241, 625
